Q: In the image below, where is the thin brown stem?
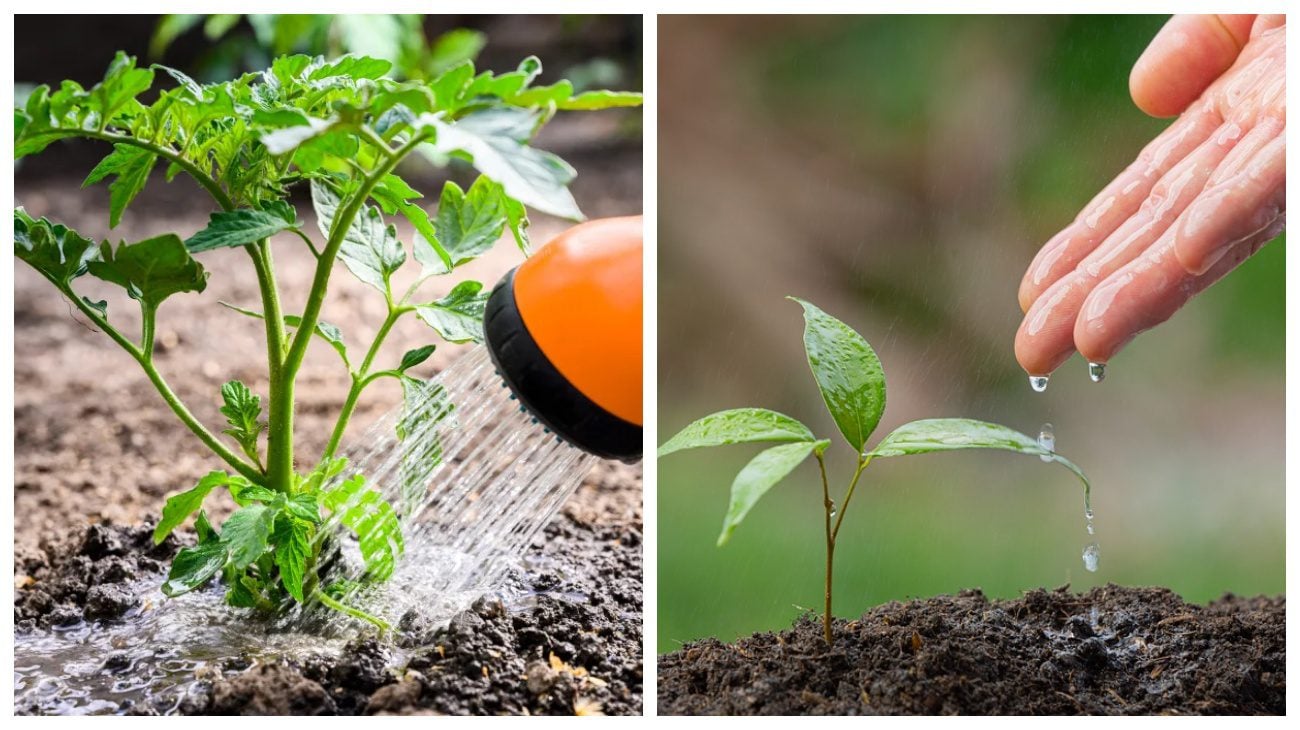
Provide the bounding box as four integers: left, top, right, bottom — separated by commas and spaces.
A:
818, 453, 834, 644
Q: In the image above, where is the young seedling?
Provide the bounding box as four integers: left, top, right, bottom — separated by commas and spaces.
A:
14, 51, 640, 630
660, 297, 1089, 644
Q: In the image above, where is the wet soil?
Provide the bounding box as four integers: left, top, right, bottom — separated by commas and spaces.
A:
658, 586, 1284, 715
16, 462, 642, 715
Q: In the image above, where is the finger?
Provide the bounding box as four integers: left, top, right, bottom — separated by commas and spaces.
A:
1015, 119, 1242, 373
1017, 107, 1221, 312
1176, 131, 1285, 274
1130, 14, 1255, 117
1251, 14, 1286, 37
1073, 222, 1282, 363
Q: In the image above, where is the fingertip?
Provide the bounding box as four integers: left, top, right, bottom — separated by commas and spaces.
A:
1130, 15, 1248, 118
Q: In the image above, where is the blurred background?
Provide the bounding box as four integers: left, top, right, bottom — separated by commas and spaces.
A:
658, 15, 1283, 652
13, 15, 642, 547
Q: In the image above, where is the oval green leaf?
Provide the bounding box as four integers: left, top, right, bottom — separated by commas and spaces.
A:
789, 297, 885, 452
718, 440, 829, 547
866, 418, 1090, 505
659, 408, 817, 458
162, 541, 228, 597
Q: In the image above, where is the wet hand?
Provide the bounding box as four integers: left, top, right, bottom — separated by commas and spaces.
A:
1015, 14, 1285, 377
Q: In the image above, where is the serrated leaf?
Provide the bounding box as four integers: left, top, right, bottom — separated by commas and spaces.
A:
396, 378, 453, 517
866, 418, 1090, 490
415, 280, 488, 343
398, 345, 436, 372
154, 471, 233, 544
83, 144, 158, 229
659, 408, 818, 457
308, 54, 393, 82
311, 180, 405, 292
284, 493, 322, 524
235, 485, 278, 503
88, 234, 207, 309
13, 209, 100, 287
425, 107, 583, 220
369, 174, 422, 215
162, 541, 228, 597
220, 504, 275, 569
272, 515, 313, 602
718, 440, 828, 547
434, 176, 507, 266
790, 297, 886, 452
186, 207, 300, 253
219, 380, 264, 456
404, 203, 452, 275
322, 475, 404, 581
92, 51, 154, 124
153, 64, 205, 101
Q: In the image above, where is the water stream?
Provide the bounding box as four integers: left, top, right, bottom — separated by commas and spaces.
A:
15, 347, 597, 714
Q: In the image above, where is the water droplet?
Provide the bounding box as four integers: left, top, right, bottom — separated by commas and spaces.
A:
1088, 362, 1106, 382
508, 393, 517, 400
1037, 423, 1055, 462
1082, 542, 1100, 572
1029, 375, 1049, 393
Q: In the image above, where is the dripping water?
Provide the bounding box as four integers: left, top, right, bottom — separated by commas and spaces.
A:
1037, 423, 1055, 463
1088, 362, 1106, 382
1029, 375, 1049, 392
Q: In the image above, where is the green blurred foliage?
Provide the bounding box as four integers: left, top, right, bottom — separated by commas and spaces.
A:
658, 15, 1284, 652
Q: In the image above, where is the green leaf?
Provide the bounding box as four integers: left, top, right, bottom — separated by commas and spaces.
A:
415, 281, 488, 344
427, 28, 487, 74
322, 474, 404, 581
83, 144, 158, 229
273, 515, 313, 602
369, 174, 422, 215
220, 504, 275, 569
866, 418, 1090, 489
154, 471, 233, 544
559, 90, 645, 111
92, 51, 154, 124
150, 15, 204, 59
433, 176, 507, 266
397, 377, 454, 442
88, 234, 207, 309
718, 440, 829, 547
235, 485, 278, 503
194, 510, 218, 543
186, 207, 300, 253
162, 541, 229, 597
398, 345, 436, 372
284, 493, 322, 524
659, 408, 818, 457
404, 203, 453, 275
790, 297, 886, 452
219, 380, 264, 458
13, 209, 100, 287
502, 194, 530, 254
311, 180, 405, 292
426, 107, 583, 220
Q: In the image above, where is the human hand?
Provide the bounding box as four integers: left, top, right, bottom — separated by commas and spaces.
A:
1015, 14, 1285, 380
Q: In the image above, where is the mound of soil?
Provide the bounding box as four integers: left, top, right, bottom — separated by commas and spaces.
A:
15, 489, 643, 716
658, 586, 1284, 715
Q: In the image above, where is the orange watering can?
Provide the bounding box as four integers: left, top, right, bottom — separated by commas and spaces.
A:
483, 216, 643, 463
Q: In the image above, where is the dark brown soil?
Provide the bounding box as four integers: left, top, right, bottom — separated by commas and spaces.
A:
658, 586, 1284, 715
16, 470, 642, 716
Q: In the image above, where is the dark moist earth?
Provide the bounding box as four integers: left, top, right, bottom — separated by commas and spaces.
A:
16, 463, 642, 716
659, 587, 1284, 715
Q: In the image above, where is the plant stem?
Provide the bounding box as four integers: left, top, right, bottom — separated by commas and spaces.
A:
817, 453, 834, 645
321, 304, 411, 460
249, 241, 293, 493
52, 281, 263, 484
277, 134, 428, 469
78, 130, 235, 211
312, 588, 390, 633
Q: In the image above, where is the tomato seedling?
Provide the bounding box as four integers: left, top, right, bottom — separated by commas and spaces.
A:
660, 297, 1088, 644
14, 51, 640, 630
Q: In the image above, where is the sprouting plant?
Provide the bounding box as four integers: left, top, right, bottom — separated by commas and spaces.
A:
14, 50, 641, 630
659, 297, 1088, 644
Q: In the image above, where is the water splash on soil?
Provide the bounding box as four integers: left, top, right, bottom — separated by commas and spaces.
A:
15, 347, 597, 714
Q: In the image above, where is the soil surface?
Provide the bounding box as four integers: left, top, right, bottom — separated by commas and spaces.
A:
658, 586, 1284, 715
14, 109, 642, 715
